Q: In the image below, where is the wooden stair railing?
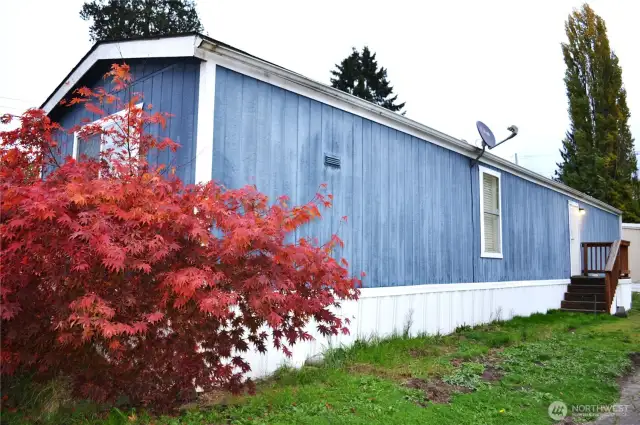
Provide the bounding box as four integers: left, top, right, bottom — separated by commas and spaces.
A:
580, 239, 631, 312
581, 242, 612, 274
603, 240, 620, 313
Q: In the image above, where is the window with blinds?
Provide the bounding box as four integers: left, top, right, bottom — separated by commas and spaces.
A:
479, 166, 502, 258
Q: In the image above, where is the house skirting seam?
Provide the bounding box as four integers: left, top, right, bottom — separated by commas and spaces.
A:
242, 278, 613, 378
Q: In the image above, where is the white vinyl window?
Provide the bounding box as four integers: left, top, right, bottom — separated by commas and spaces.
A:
72, 103, 143, 161
479, 166, 503, 259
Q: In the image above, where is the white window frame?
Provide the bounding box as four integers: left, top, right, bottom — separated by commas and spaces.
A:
479, 165, 503, 259
72, 103, 144, 160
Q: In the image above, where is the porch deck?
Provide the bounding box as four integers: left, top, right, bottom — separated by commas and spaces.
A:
561, 240, 631, 313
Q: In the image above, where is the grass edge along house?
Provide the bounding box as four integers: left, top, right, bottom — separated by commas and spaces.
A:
41, 33, 633, 377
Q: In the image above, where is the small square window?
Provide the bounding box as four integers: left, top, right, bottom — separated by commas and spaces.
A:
73, 103, 143, 164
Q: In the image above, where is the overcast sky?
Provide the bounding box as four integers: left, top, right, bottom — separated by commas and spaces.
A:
1, 0, 638, 177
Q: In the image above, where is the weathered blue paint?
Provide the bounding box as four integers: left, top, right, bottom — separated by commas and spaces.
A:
471, 165, 570, 281
49, 58, 200, 184
212, 66, 620, 287
577, 202, 620, 243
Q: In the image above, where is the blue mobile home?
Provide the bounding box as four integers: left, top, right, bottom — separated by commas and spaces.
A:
42, 34, 632, 375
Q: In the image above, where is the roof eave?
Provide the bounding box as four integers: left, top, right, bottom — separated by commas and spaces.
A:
39, 33, 622, 216
197, 38, 622, 216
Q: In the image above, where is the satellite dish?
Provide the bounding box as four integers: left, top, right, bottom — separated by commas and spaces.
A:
471, 121, 519, 168
476, 121, 496, 149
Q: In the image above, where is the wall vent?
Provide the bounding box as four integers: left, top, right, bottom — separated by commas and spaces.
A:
324, 154, 341, 168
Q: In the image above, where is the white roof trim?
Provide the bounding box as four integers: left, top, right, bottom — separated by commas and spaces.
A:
195, 37, 620, 215
42, 35, 199, 114
622, 223, 640, 229
42, 34, 621, 216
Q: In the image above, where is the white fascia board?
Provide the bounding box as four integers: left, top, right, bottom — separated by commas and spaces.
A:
622, 223, 640, 229
42, 35, 199, 114
195, 37, 621, 216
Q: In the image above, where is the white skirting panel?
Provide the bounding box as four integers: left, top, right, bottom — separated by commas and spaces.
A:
243, 279, 570, 378
611, 279, 633, 314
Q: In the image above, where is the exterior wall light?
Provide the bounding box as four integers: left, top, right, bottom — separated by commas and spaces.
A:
579, 207, 586, 215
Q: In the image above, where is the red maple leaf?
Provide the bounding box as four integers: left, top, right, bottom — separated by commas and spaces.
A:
0, 62, 362, 411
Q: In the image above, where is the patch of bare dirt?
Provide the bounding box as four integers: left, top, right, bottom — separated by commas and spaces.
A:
450, 358, 463, 367
404, 378, 471, 405
477, 348, 505, 382
408, 344, 454, 358
481, 365, 503, 382
347, 363, 411, 380
189, 389, 236, 410
408, 346, 439, 357
484, 347, 504, 360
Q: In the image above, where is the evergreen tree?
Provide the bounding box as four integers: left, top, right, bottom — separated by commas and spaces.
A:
556, 4, 638, 221
330, 47, 405, 113
633, 157, 640, 216
80, 0, 204, 43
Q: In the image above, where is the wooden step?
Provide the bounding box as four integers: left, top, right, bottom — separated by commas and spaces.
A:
559, 308, 607, 313
570, 275, 605, 285
567, 284, 605, 294
564, 292, 605, 302
561, 300, 607, 311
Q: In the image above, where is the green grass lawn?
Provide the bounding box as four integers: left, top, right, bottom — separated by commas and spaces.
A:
6, 293, 640, 425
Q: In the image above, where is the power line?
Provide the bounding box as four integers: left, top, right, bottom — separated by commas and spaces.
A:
0, 96, 36, 104
0, 105, 27, 112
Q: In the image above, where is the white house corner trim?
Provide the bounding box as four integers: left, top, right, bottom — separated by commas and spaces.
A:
72, 133, 79, 160
194, 59, 216, 185
619, 215, 623, 237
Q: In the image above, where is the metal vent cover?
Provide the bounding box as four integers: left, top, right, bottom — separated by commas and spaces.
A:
324, 153, 341, 168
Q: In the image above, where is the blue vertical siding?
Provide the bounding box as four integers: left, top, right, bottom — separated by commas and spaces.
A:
49, 58, 200, 184
212, 66, 621, 287
471, 166, 572, 281
578, 202, 620, 242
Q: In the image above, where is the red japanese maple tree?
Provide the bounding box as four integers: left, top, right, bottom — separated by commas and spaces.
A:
0, 64, 361, 409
